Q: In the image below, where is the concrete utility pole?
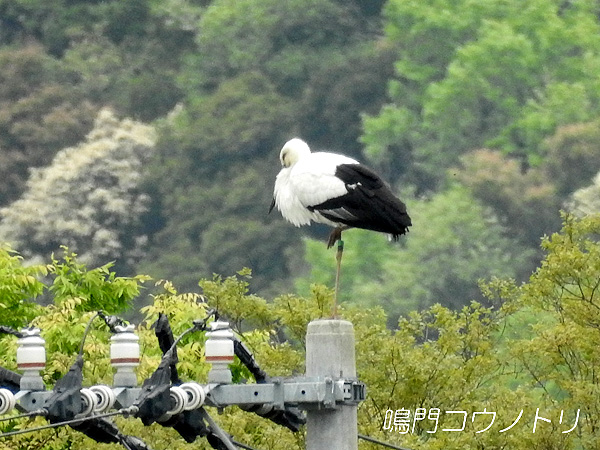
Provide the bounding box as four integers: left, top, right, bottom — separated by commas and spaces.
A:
306, 319, 357, 450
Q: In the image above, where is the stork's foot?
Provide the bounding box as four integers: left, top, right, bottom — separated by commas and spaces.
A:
327, 227, 343, 249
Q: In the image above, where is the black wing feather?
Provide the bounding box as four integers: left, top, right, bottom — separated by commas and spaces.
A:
310, 164, 411, 239
334, 164, 383, 191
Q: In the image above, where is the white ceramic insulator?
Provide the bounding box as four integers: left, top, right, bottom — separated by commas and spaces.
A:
110, 325, 140, 368
0, 389, 16, 415
110, 325, 140, 387
204, 323, 234, 362
78, 389, 96, 417
205, 321, 235, 384
168, 386, 187, 416
180, 382, 206, 410
16, 329, 46, 371
90, 385, 116, 412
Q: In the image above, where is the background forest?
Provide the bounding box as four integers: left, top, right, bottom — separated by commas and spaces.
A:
2, 0, 600, 449
3, 0, 600, 317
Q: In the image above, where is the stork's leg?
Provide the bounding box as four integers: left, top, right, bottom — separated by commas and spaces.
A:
333, 239, 344, 318
327, 227, 343, 249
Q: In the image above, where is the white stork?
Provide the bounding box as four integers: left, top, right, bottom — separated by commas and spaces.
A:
269, 138, 412, 248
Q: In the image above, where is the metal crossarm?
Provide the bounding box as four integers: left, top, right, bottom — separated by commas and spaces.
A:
14, 377, 365, 413
205, 377, 364, 410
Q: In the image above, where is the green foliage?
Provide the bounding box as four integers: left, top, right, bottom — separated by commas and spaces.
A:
48, 248, 150, 313
1, 0, 194, 123
0, 251, 312, 449
199, 269, 273, 333
455, 149, 561, 248
140, 72, 297, 293
170, 72, 294, 174
294, 228, 393, 306
141, 161, 295, 293
0, 246, 46, 329
187, 0, 364, 93
298, 43, 396, 156
544, 119, 600, 198
422, 21, 540, 164
0, 0, 154, 56
506, 214, 600, 448
356, 214, 600, 449
364, 0, 600, 189
63, 31, 189, 121
0, 45, 97, 205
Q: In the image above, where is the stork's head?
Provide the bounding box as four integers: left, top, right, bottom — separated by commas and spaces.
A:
280, 138, 311, 168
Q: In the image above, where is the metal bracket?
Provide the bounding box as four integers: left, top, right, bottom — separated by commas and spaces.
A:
14, 390, 48, 413
339, 380, 366, 404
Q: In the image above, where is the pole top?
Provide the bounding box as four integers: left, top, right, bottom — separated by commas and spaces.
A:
307, 319, 354, 335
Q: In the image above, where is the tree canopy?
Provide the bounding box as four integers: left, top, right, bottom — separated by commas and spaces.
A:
1, 215, 600, 449
2, 0, 600, 306
363, 0, 600, 188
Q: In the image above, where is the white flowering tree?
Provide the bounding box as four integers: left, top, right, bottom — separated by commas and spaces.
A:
569, 171, 600, 217
0, 109, 156, 272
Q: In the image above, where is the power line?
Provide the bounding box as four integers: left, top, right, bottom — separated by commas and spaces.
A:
79, 312, 101, 356
358, 433, 413, 450
0, 407, 138, 439
231, 439, 262, 450
0, 409, 45, 423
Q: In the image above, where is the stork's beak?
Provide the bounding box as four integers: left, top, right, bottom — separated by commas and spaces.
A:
268, 198, 275, 214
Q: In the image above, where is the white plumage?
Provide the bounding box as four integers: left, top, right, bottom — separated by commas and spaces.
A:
270, 138, 411, 248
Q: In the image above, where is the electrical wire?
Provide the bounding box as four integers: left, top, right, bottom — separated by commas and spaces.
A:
0, 326, 23, 338
0, 409, 45, 423
79, 312, 101, 356
197, 408, 237, 450
358, 433, 414, 450
0, 407, 138, 439
161, 309, 218, 358
231, 439, 262, 450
